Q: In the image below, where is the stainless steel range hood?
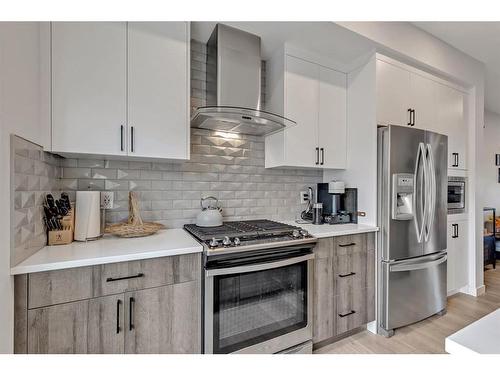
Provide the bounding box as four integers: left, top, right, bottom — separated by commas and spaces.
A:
191, 24, 295, 136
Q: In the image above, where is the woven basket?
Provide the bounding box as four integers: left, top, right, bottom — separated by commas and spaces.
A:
105, 192, 165, 238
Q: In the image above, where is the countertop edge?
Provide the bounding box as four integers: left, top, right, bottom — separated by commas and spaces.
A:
311, 227, 379, 239
10, 245, 203, 275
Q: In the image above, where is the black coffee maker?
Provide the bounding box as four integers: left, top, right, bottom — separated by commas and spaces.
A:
317, 182, 358, 224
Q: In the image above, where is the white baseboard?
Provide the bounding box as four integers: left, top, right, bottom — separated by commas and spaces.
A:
366, 320, 377, 334
447, 284, 485, 297
472, 284, 486, 296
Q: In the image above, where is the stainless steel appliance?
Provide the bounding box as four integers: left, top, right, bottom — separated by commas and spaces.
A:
377, 125, 448, 337
448, 177, 466, 214
191, 24, 296, 136
184, 220, 316, 353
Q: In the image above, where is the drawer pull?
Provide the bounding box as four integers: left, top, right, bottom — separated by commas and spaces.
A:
338, 272, 356, 278
338, 310, 356, 318
106, 273, 144, 282
338, 242, 356, 248
129, 297, 135, 331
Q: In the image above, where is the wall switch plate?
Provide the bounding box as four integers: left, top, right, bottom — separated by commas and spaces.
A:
300, 191, 309, 204
101, 191, 114, 209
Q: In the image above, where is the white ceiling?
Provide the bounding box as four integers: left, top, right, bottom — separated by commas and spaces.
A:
191, 22, 374, 66
414, 22, 500, 114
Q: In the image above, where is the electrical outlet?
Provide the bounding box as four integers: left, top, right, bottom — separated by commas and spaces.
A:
101, 191, 114, 209
300, 191, 309, 204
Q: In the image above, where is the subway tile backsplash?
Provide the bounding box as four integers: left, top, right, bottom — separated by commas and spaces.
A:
60, 128, 322, 228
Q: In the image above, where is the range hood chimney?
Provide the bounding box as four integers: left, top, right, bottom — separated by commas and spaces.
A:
191, 24, 295, 136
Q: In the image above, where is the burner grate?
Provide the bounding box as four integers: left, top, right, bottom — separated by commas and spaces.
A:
184, 219, 300, 241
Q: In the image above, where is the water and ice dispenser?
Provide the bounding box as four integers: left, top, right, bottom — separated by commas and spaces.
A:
392, 173, 414, 220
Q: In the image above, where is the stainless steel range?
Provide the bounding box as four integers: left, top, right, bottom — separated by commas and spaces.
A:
184, 219, 317, 354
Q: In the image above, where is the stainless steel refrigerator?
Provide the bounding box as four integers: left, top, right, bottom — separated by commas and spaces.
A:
377, 125, 448, 337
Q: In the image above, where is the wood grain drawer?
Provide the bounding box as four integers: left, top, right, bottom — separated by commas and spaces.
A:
334, 233, 368, 256
92, 253, 200, 298
335, 287, 375, 336
314, 237, 334, 259
28, 266, 93, 309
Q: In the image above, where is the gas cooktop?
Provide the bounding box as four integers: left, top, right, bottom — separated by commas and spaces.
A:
184, 219, 316, 256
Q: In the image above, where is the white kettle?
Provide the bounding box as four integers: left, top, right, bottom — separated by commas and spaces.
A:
196, 196, 223, 227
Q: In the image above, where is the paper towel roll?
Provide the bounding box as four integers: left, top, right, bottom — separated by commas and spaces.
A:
74, 191, 101, 241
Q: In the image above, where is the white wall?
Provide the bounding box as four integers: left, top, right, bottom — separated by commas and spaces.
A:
336, 22, 486, 295
324, 54, 377, 226
0, 22, 50, 353
481, 110, 500, 211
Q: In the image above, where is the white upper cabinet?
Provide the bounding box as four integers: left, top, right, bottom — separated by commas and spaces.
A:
127, 22, 189, 159
436, 83, 466, 170
410, 73, 438, 131
52, 22, 127, 156
376, 60, 411, 127
265, 52, 347, 169
282, 55, 319, 168
318, 66, 347, 169
51, 22, 189, 160
376, 56, 467, 170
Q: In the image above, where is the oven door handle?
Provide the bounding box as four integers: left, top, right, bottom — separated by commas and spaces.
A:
206, 253, 314, 277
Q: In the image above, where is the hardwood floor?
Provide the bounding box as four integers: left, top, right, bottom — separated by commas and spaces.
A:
315, 266, 500, 354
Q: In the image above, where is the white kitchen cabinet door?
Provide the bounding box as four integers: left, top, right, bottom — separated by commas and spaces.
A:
52, 22, 127, 156
318, 66, 347, 169
436, 83, 466, 170
447, 219, 469, 294
284, 55, 320, 168
410, 73, 438, 131
376, 59, 411, 127
127, 22, 189, 160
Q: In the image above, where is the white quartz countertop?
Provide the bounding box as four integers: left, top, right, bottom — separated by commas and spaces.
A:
10, 229, 203, 275
445, 308, 500, 354
283, 221, 378, 238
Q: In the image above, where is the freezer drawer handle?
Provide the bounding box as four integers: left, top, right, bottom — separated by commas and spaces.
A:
338, 272, 356, 278
338, 310, 356, 318
390, 255, 447, 272
106, 273, 144, 282
338, 242, 356, 248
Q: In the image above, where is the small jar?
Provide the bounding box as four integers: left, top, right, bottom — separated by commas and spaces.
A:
312, 203, 323, 225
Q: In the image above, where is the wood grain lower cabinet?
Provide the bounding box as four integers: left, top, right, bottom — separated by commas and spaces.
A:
312, 233, 375, 345
28, 300, 89, 354
88, 294, 125, 354
124, 280, 201, 354
15, 253, 202, 354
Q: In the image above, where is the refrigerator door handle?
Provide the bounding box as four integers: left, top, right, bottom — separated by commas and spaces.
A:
424, 143, 436, 242
413, 142, 426, 243
390, 254, 447, 272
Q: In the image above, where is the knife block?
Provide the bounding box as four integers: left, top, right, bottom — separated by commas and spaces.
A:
47, 209, 74, 246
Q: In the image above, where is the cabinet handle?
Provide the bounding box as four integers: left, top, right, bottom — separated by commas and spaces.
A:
455, 224, 459, 238
452, 153, 459, 167
320, 148, 324, 165
338, 310, 356, 318
130, 126, 135, 153
120, 125, 124, 152
116, 299, 122, 334
407, 109, 412, 126
315, 147, 319, 165
129, 297, 135, 331
106, 273, 144, 282
452, 224, 459, 238
412, 109, 416, 126
338, 272, 356, 278
338, 242, 356, 248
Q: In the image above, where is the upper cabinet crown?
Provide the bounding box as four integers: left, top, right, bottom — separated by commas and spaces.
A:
376, 56, 467, 170
265, 50, 347, 169
51, 22, 190, 160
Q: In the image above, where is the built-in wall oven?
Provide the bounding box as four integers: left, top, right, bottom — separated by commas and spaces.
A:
448, 177, 466, 214
203, 244, 314, 354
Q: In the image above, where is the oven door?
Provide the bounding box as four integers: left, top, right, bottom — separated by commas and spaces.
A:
204, 250, 313, 354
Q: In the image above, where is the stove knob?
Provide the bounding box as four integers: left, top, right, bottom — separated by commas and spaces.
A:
300, 229, 309, 237
234, 237, 241, 246
292, 229, 301, 238
222, 236, 232, 247
209, 237, 219, 248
